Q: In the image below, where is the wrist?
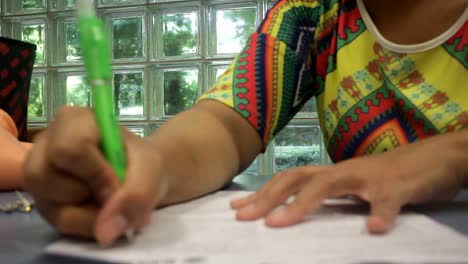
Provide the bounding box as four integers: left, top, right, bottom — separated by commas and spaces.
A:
143, 136, 199, 206
141, 138, 174, 204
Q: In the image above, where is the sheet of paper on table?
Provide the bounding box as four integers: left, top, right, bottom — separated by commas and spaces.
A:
46, 191, 468, 264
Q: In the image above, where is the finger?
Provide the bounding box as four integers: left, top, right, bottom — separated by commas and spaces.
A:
264, 176, 331, 227
47, 107, 120, 202
95, 140, 166, 246
236, 168, 320, 221
94, 180, 162, 245
230, 193, 257, 209
230, 171, 293, 209
58, 143, 120, 203
22, 131, 90, 203
264, 168, 362, 227
139, 211, 153, 228
230, 172, 286, 210
367, 195, 401, 234
35, 200, 99, 239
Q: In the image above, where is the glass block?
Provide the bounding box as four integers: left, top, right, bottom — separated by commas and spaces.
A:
301, 98, 317, 112
65, 75, 91, 107
51, 0, 78, 10
20, 22, 46, 64
114, 71, 144, 118
53, 16, 81, 64
22, 0, 46, 10
99, 0, 145, 6
239, 157, 258, 176
155, 67, 200, 117
259, 143, 275, 176
148, 122, 162, 134
26, 123, 48, 139
206, 62, 229, 91
209, 5, 257, 55
126, 126, 146, 138
266, 0, 278, 10
3, 0, 46, 14
65, 22, 80, 62
112, 16, 144, 60
157, 11, 199, 58
150, 0, 184, 2
28, 74, 47, 121
294, 98, 318, 119
274, 124, 324, 172
215, 67, 227, 80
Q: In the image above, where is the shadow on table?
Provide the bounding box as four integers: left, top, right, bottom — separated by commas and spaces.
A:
34, 255, 118, 264
410, 199, 468, 236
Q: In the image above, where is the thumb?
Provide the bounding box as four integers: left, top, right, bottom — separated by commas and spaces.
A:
367, 197, 401, 234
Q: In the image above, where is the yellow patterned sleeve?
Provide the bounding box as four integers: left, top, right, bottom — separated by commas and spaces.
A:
199, 0, 339, 147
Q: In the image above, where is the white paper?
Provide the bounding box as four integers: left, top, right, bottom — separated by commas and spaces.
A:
46, 191, 468, 264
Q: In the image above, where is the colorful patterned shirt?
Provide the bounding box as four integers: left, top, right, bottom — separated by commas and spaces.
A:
199, 0, 468, 163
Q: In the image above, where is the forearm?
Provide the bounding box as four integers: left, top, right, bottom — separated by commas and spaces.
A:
0, 130, 31, 190
147, 100, 262, 205
426, 129, 468, 189
0, 153, 24, 190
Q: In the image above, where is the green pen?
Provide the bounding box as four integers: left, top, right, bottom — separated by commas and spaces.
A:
77, 0, 127, 182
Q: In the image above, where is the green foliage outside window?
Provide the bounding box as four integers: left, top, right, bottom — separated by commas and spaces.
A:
21, 0, 44, 9
66, 22, 81, 61
164, 71, 198, 116
163, 13, 197, 57
66, 76, 91, 107
223, 8, 257, 50
21, 25, 44, 63
113, 17, 143, 59
28, 77, 45, 119
114, 73, 144, 117
274, 126, 323, 171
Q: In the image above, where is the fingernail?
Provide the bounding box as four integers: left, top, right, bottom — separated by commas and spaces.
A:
102, 214, 128, 244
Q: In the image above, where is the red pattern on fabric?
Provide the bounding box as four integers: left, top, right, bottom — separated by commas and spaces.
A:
447, 23, 467, 52
235, 35, 260, 128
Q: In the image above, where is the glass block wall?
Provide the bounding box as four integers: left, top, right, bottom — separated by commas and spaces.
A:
0, 0, 330, 176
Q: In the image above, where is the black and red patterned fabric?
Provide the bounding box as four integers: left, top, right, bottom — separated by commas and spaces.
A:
0, 37, 36, 141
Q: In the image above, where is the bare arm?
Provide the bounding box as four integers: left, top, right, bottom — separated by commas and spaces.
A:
450, 129, 468, 188
0, 128, 28, 190
148, 100, 263, 205
22, 101, 261, 245
0, 110, 31, 190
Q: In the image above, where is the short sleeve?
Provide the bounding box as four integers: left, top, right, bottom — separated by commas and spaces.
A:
199, 0, 330, 149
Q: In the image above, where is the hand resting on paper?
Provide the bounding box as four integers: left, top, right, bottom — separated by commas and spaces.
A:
231, 131, 468, 233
